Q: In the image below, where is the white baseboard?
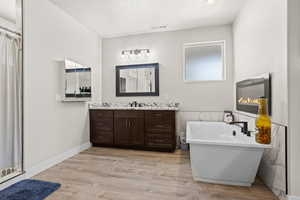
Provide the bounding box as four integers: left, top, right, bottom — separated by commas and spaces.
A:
25, 142, 91, 177
288, 196, 300, 200
0, 142, 91, 191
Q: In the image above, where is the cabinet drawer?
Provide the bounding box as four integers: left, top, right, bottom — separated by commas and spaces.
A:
146, 136, 173, 148
145, 132, 173, 147
146, 142, 173, 149
145, 111, 174, 132
146, 132, 172, 140
115, 111, 144, 118
92, 118, 113, 132
90, 110, 113, 119
91, 131, 113, 145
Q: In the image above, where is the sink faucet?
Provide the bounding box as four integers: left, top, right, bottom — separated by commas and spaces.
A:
129, 101, 138, 107
229, 121, 250, 136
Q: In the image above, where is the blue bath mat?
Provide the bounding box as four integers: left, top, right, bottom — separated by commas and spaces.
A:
0, 179, 61, 200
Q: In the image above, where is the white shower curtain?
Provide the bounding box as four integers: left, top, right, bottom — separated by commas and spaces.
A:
0, 32, 22, 174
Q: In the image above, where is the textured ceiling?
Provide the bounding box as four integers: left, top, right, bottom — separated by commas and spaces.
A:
50, 0, 247, 38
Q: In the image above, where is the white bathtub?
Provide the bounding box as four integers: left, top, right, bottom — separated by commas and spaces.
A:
186, 121, 271, 187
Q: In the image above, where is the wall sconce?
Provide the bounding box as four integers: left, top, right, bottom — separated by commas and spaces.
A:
121, 49, 151, 58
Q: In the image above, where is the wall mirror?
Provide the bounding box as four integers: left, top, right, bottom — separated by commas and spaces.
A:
0, 0, 23, 183
116, 63, 159, 97
64, 59, 92, 101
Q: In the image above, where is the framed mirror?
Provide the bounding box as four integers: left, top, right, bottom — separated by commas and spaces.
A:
64, 59, 92, 101
116, 63, 159, 97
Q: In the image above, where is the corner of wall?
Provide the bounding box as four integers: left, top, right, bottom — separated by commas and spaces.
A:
98, 36, 103, 103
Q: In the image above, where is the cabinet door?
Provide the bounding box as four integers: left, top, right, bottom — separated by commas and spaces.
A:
130, 117, 144, 146
114, 111, 145, 146
114, 117, 131, 146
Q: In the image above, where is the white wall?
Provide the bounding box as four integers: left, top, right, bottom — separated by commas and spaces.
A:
233, 0, 298, 198
23, 0, 101, 169
102, 25, 234, 112
287, 0, 300, 197
233, 0, 288, 125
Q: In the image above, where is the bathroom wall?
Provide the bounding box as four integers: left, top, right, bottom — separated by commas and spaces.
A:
234, 114, 287, 199
287, 0, 300, 198
23, 0, 101, 169
233, 0, 288, 199
102, 25, 234, 136
102, 25, 234, 111
233, 0, 288, 126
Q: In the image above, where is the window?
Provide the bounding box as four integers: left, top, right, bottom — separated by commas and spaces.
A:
183, 41, 225, 82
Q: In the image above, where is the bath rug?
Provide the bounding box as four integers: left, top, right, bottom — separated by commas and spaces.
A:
0, 179, 60, 200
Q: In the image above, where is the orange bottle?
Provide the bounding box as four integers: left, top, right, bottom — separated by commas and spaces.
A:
255, 97, 271, 144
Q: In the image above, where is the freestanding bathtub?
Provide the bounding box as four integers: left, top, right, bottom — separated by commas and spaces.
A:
186, 121, 271, 187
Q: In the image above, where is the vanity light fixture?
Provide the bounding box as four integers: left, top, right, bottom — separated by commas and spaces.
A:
121, 49, 151, 58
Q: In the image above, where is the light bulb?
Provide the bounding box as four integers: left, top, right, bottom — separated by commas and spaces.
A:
146, 49, 151, 57
207, 0, 215, 4
121, 51, 125, 58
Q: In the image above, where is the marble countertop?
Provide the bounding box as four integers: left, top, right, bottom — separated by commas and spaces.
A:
89, 106, 179, 111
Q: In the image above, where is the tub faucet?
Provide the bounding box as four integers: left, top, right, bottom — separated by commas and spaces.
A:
229, 121, 250, 136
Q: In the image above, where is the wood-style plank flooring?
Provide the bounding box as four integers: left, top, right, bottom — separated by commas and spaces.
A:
34, 147, 278, 200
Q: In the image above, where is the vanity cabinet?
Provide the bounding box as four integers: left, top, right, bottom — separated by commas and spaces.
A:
114, 111, 144, 146
89, 109, 176, 152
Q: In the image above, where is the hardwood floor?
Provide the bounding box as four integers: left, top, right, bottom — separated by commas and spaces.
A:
34, 147, 278, 200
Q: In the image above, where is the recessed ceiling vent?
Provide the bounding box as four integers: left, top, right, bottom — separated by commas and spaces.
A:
151, 25, 168, 30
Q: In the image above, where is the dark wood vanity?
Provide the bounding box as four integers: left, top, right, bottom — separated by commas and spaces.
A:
90, 109, 176, 152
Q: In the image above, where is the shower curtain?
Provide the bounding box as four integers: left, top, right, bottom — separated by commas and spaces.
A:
0, 32, 22, 177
